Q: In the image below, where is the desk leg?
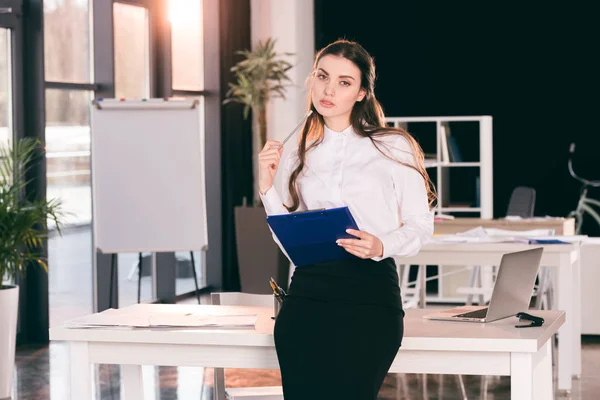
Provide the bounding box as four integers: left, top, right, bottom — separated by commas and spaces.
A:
573, 249, 582, 377
121, 364, 144, 400
536, 341, 553, 400
214, 367, 226, 400
419, 265, 426, 308
69, 342, 92, 400
511, 342, 553, 400
556, 254, 574, 393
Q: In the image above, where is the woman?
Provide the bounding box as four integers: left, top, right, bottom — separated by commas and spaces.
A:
258, 39, 435, 399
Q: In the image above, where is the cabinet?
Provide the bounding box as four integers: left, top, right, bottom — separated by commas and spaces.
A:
384, 115, 493, 219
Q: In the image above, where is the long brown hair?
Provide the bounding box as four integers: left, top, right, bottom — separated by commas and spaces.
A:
286, 39, 437, 212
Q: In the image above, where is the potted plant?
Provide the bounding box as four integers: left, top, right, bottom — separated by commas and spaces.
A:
0, 138, 63, 398
223, 37, 294, 205
223, 38, 295, 293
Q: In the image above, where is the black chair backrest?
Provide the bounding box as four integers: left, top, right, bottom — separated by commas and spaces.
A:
506, 186, 536, 218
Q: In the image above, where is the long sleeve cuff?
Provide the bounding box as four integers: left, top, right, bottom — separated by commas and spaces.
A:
372, 214, 434, 261
259, 186, 289, 216
374, 229, 422, 261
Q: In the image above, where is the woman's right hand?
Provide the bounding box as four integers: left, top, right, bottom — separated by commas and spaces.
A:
258, 141, 284, 195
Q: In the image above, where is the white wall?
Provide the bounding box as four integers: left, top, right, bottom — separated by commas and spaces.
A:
250, 0, 315, 198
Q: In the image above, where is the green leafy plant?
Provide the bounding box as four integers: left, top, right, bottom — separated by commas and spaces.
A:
223, 37, 295, 150
0, 138, 64, 288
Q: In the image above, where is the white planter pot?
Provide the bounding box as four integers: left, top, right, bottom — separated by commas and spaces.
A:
0, 285, 19, 400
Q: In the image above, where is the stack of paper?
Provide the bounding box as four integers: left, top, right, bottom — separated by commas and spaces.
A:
432, 226, 502, 243
64, 308, 258, 330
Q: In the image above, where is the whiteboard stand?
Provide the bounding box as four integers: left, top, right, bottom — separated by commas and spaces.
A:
91, 98, 208, 310
124, 251, 201, 304
111, 250, 201, 306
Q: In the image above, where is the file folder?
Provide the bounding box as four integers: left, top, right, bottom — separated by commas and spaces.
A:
266, 206, 361, 267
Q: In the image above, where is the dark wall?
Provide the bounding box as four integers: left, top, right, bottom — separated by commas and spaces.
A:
315, 2, 599, 235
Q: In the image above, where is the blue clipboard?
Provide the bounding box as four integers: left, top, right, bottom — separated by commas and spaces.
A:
266, 206, 360, 267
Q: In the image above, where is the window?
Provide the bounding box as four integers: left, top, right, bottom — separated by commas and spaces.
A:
45, 89, 94, 326
113, 3, 150, 99
45, 89, 93, 227
44, 0, 92, 83
43, 0, 95, 327
0, 27, 11, 144
170, 0, 204, 91
0, 27, 12, 287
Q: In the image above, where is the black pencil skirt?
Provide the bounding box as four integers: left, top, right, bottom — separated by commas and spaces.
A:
273, 257, 404, 400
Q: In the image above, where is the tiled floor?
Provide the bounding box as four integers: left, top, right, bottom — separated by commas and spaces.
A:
11, 333, 600, 399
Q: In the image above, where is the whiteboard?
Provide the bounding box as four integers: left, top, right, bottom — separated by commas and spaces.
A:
91, 98, 208, 253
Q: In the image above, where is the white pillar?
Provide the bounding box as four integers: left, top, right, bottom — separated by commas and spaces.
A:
251, 0, 315, 195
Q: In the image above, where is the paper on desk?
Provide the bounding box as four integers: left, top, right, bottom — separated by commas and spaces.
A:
485, 228, 556, 237
431, 226, 588, 244
431, 227, 502, 243
148, 313, 257, 328
64, 308, 258, 329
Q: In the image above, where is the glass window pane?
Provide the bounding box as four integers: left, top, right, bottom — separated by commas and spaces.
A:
119, 252, 154, 307
114, 3, 150, 99
45, 89, 92, 228
46, 89, 94, 327
175, 251, 203, 295
170, 0, 204, 91
0, 27, 11, 145
1, 28, 12, 286
44, 0, 92, 83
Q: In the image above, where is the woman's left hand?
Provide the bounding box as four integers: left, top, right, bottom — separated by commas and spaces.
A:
337, 229, 384, 259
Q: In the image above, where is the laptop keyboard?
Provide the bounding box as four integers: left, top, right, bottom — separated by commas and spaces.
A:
456, 308, 488, 319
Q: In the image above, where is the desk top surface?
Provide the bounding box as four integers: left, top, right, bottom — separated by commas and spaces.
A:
50, 304, 564, 353
434, 218, 575, 235
420, 242, 580, 252
435, 217, 572, 225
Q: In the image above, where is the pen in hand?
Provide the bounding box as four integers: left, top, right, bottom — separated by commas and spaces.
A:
270, 110, 313, 150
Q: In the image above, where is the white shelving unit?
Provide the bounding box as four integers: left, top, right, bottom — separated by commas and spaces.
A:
385, 115, 493, 219
385, 115, 494, 304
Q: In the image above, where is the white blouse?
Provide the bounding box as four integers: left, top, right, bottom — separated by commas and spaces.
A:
260, 124, 434, 261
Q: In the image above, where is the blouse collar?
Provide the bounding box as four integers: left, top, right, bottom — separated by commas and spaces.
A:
323, 124, 354, 141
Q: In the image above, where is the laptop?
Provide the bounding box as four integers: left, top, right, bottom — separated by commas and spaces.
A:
423, 247, 543, 323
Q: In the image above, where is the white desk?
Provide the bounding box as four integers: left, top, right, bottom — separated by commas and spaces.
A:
395, 242, 581, 393
580, 238, 600, 334
50, 304, 564, 400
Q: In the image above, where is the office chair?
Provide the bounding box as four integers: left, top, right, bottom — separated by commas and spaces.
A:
506, 186, 536, 218
211, 292, 283, 400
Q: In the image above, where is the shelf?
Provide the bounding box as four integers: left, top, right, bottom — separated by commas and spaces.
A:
424, 159, 438, 168
386, 115, 492, 123
425, 161, 481, 168
440, 162, 480, 167
439, 207, 481, 212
